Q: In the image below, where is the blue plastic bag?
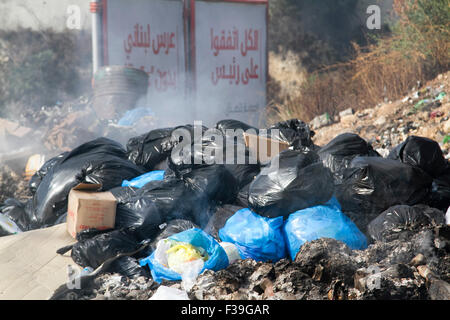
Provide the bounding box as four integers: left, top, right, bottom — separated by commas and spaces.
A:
118, 107, 155, 126
139, 228, 229, 283
284, 198, 367, 260
218, 208, 287, 262
122, 170, 165, 188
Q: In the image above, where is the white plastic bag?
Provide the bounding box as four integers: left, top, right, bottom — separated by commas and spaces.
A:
180, 258, 204, 291
149, 286, 189, 300
219, 242, 241, 264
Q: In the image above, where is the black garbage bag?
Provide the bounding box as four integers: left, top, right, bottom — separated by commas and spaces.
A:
0, 198, 29, 232
54, 212, 68, 225
235, 183, 251, 207
267, 119, 315, 150
215, 119, 258, 145
114, 179, 190, 239
126, 127, 174, 171
215, 119, 258, 134
109, 186, 139, 203
318, 133, 380, 184
149, 219, 199, 251
105, 256, 150, 278
248, 149, 334, 218
113, 178, 213, 240
368, 204, 446, 242
70, 227, 143, 269
223, 140, 260, 189
162, 165, 177, 180
74, 227, 112, 242
28, 138, 144, 229
225, 162, 260, 189
203, 205, 243, 240
168, 131, 254, 196
336, 157, 433, 216
29, 152, 69, 195
168, 127, 222, 175
425, 164, 450, 211
388, 136, 447, 178
182, 164, 239, 205
341, 211, 378, 237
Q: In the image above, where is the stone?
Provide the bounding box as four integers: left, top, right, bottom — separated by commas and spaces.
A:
410, 254, 426, 267
417, 265, 433, 280
374, 116, 387, 126
339, 108, 354, 117
340, 114, 357, 125
428, 278, 450, 300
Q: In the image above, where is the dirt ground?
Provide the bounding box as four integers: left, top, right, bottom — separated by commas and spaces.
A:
312, 71, 450, 158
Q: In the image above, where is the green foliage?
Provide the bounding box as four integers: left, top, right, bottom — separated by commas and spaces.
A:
267, 0, 450, 124
388, 0, 449, 70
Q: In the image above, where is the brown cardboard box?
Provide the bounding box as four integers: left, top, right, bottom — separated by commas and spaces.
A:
66, 183, 117, 238
243, 132, 290, 163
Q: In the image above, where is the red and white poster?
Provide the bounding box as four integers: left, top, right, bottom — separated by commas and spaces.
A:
102, 0, 186, 102
101, 0, 267, 126
192, 0, 267, 126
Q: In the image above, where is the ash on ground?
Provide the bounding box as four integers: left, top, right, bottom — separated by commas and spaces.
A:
62, 223, 449, 301
0, 165, 31, 203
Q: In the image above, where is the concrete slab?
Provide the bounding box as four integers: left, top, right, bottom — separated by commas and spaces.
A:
0, 223, 79, 300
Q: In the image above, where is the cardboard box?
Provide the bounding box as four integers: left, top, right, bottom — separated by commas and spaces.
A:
243, 132, 290, 164
66, 183, 117, 238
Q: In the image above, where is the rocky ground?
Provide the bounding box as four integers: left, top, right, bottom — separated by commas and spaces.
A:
55, 222, 449, 300
312, 71, 450, 158
0, 165, 31, 203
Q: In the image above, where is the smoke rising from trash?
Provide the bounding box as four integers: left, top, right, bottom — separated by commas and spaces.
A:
0, 0, 449, 302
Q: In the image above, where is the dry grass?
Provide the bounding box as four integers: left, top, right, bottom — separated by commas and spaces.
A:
268, 51, 306, 102
267, 0, 450, 125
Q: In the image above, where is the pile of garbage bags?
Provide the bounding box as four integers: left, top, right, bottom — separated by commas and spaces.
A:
0, 119, 448, 284
1, 138, 144, 231
248, 150, 334, 218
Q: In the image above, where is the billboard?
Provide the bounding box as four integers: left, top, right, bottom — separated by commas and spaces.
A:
100, 0, 267, 126
102, 0, 186, 102
192, 0, 267, 126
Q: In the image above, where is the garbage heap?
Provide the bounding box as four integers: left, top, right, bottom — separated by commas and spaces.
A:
1, 117, 449, 301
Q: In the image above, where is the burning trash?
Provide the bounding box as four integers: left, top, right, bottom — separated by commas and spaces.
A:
1, 113, 448, 301
0, 0, 449, 303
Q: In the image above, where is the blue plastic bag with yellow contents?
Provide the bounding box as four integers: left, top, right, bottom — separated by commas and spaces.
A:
139, 228, 229, 283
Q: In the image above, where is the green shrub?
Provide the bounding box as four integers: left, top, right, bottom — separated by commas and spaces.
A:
391, 0, 450, 71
